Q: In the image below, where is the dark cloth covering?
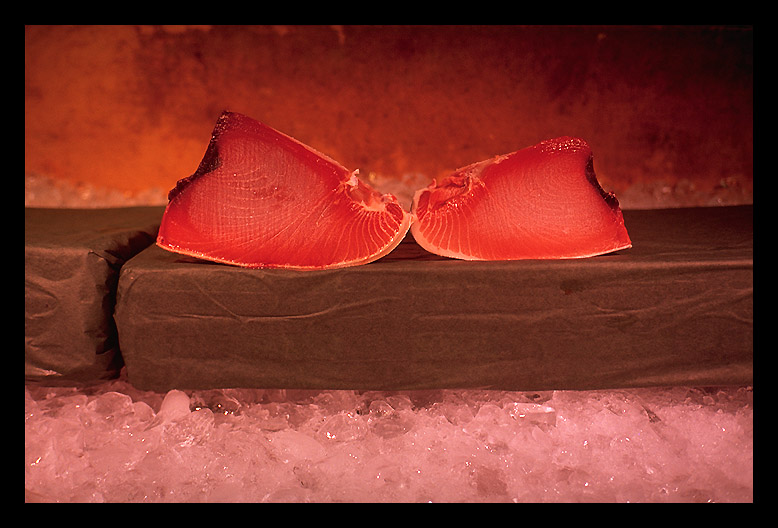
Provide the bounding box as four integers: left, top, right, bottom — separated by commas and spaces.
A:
25, 207, 164, 384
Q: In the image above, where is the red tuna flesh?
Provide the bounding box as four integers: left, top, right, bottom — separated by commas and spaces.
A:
157, 112, 412, 269
410, 137, 632, 260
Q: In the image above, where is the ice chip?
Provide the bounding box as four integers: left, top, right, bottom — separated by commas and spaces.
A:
364, 398, 412, 438
268, 430, 327, 463
164, 408, 215, 448
147, 389, 191, 429
506, 402, 557, 426
317, 412, 368, 442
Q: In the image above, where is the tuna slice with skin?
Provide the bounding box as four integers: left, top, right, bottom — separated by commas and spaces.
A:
410, 136, 632, 260
157, 112, 412, 270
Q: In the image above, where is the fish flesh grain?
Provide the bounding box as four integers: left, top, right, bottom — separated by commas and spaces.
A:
157, 112, 412, 270
410, 137, 632, 260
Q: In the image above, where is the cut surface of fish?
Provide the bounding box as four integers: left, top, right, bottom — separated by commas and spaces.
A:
410, 137, 632, 260
157, 112, 412, 270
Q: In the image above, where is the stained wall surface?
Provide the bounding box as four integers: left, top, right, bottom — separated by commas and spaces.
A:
25, 25, 753, 208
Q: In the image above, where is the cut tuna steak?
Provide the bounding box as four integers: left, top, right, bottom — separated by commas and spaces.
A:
410, 137, 632, 260
157, 112, 412, 270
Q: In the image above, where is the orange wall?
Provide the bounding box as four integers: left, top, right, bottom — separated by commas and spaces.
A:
25, 25, 752, 200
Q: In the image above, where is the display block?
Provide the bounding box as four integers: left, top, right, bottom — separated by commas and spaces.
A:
25, 207, 164, 384
115, 206, 753, 392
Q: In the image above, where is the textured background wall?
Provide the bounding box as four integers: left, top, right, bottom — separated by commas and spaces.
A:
25, 25, 753, 208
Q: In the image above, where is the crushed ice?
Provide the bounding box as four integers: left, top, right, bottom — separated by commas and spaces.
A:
25, 376, 753, 503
